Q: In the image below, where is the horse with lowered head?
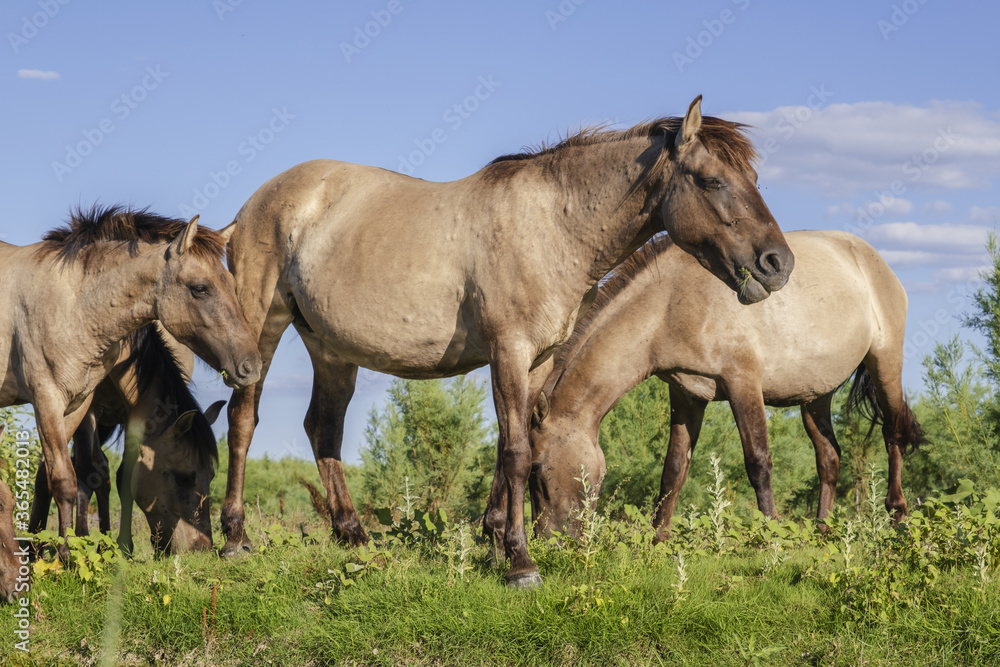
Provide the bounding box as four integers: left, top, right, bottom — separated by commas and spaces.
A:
30, 323, 226, 554
0, 205, 260, 559
221, 96, 793, 587
530, 231, 925, 539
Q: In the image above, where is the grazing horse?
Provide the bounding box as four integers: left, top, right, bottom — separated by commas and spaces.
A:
222, 97, 794, 587
29, 324, 226, 554
529, 231, 926, 539
0, 206, 261, 557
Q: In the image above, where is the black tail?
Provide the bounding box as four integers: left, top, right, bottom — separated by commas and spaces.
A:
845, 363, 927, 454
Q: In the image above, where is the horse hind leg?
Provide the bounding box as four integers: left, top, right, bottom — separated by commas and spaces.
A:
29, 459, 51, 534
93, 439, 112, 535
800, 393, 841, 526
856, 355, 926, 522
71, 411, 99, 537
301, 338, 366, 545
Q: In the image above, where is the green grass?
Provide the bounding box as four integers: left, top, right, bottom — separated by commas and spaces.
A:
4, 485, 1000, 666
6, 457, 1000, 665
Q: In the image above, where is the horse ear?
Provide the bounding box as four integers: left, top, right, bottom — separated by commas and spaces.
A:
532, 391, 550, 428
217, 221, 237, 244
171, 410, 199, 438
675, 94, 703, 150
204, 400, 227, 426
170, 216, 200, 257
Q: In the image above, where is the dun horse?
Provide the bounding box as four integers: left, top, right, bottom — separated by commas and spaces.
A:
529, 231, 926, 539
0, 206, 260, 557
30, 324, 225, 554
221, 97, 793, 587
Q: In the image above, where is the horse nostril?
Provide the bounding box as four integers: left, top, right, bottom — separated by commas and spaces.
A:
759, 250, 783, 276
238, 360, 254, 378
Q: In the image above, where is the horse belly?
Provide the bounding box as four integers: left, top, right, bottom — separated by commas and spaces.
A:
293, 277, 488, 377
759, 346, 868, 406
665, 372, 723, 402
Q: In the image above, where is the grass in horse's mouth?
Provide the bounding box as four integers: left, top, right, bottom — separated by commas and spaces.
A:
738, 267, 752, 297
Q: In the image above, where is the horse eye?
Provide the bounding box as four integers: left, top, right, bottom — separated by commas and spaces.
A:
701, 177, 724, 191
189, 284, 209, 297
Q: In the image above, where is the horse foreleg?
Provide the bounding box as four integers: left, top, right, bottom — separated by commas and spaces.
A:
486, 355, 555, 547
652, 386, 706, 542
801, 394, 841, 526
489, 342, 540, 588
34, 399, 76, 562
726, 381, 776, 519
221, 303, 291, 557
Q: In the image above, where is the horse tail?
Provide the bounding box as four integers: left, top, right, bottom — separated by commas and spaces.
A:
298, 477, 331, 525
894, 401, 928, 454
845, 363, 927, 454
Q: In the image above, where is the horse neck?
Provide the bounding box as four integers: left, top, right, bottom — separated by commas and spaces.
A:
116, 328, 191, 430
546, 267, 666, 426
543, 136, 669, 283
72, 246, 163, 357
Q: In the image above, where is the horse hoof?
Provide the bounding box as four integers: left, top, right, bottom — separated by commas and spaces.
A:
220, 543, 253, 559
505, 571, 543, 589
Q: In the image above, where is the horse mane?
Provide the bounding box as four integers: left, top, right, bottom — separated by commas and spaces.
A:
485, 116, 757, 180
38, 204, 225, 266
545, 234, 676, 394
128, 324, 219, 468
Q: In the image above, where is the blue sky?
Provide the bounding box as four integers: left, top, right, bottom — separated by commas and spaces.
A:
3, 1, 999, 464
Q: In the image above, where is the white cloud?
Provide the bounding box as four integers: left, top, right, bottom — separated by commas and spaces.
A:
923, 200, 953, 215
876, 249, 940, 266
826, 198, 913, 219
17, 69, 59, 80
857, 222, 991, 290
863, 222, 988, 252
884, 197, 913, 216
825, 202, 854, 218
936, 266, 989, 283
970, 206, 1000, 223
727, 100, 1000, 197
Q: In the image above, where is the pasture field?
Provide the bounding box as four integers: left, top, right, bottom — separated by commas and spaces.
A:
2, 459, 998, 667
